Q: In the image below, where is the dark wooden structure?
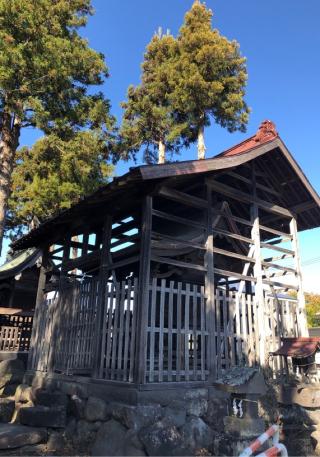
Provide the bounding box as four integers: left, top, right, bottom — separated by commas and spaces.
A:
12, 121, 320, 388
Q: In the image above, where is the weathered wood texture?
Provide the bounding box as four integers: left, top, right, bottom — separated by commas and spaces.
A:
0, 311, 33, 352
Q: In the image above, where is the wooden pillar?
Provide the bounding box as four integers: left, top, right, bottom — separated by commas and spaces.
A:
290, 217, 308, 336
28, 245, 49, 370
251, 163, 266, 366
93, 215, 113, 377
205, 188, 217, 381
134, 196, 152, 385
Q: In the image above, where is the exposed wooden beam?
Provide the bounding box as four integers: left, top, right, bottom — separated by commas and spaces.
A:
152, 209, 205, 230
158, 186, 207, 209
151, 255, 207, 272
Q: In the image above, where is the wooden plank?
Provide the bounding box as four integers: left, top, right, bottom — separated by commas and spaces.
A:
262, 261, 296, 274
98, 283, 109, 378
290, 217, 308, 336
222, 291, 229, 369
261, 242, 294, 255
241, 293, 248, 364
116, 282, 126, 380
193, 285, 198, 381
200, 286, 206, 381
158, 279, 165, 382
111, 283, 121, 380
216, 290, 222, 376
93, 215, 113, 377
104, 283, 115, 379
148, 278, 157, 383
184, 284, 190, 381
135, 196, 152, 385
176, 282, 182, 382
152, 231, 205, 251
158, 186, 208, 209
123, 280, 132, 381
168, 281, 174, 382
263, 279, 298, 291
205, 188, 217, 381
129, 278, 138, 383
211, 209, 252, 229
152, 209, 205, 230
214, 268, 256, 283
213, 227, 254, 245
226, 170, 282, 197
206, 178, 294, 218
213, 247, 256, 264
260, 224, 292, 239
151, 255, 207, 272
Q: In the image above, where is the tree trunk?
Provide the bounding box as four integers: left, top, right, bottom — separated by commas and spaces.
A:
197, 124, 206, 160
158, 140, 166, 164
0, 112, 21, 257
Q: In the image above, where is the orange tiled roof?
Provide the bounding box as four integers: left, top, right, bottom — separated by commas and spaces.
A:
219, 120, 279, 157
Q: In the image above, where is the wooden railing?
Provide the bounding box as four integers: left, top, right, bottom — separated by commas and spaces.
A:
0, 308, 33, 353
27, 277, 300, 383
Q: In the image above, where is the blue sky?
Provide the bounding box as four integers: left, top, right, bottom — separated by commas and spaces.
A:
2, 0, 320, 291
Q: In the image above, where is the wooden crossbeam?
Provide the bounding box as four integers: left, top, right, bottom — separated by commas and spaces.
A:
226, 171, 281, 197
158, 186, 207, 209
262, 261, 296, 274
206, 178, 294, 218
214, 268, 256, 283
213, 227, 254, 245
213, 247, 256, 264
263, 279, 298, 291
152, 209, 205, 230
151, 255, 207, 272
211, 209, 252, 228
261, 242, 294, 255
259, 224, 292, 239
151, 232, 205, 251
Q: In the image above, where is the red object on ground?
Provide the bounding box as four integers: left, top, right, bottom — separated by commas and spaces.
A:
271, 337, 320, 359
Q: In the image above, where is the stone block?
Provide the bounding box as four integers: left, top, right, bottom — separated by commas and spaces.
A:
0, 399, 15, 423
34, 390, 68, 408
91, 419, 127, 456
186, 398, 208, 417
163, 402, 186, 427
181, 416, 214, 451
139, 420, 188, 456
68, 394, 86, 419
204, 397, 229, 431
223, 416, 265, 439
0, 359, 25, 388
0, 423, 47, 449
19, 405, 66, 428
109, 402, 162, 431
85, 396, 108, 422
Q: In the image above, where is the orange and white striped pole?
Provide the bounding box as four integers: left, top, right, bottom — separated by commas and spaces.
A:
239, 425, 283, 457
256, 443, 288, 457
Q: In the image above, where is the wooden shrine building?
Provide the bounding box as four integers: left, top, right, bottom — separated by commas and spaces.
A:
12, 121, 320, 392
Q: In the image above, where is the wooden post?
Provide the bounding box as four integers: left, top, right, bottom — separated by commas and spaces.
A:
93, 215, 113, 377
290, 217, 308, 336
205, 187, 217, 381
28, 245, 49, 370
251, 163, 266, 366
134, 196, 152, 385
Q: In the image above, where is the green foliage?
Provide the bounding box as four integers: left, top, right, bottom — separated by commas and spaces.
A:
0, 0, 115, 136
120, 31, 189, 163
173, 1, 250, 144
120, 1, 250, 163
305, 293, 320, 327
7, 131, 114, 234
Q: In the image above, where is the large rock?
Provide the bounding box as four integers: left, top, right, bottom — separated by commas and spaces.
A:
204, 397, 229, 431
139, 419, 187, 456
0, 399, 15, 423
85, 396, 108, 422
224, 416, 265, 439
91, 419, 127, 456
109, 402, 162, 431
73, 419, 98, 449
181, 416, 214, 451
19, 405, 66, 428
163, 402, 186, 428
186, 398, 208, 417
68, 394, 86, 419
0, 423, 47, 449
0, 359, 25, 388
34, 389, 68, 408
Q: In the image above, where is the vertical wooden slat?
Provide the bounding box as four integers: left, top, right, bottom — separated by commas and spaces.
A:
235, 294, 241, 365
117, 282, 126, 380
222, 290, 229, 369
176, 282, 182, 382
184, 283, 190, 381
168, 281, 174, 382
129, 278, 138, 383
148, 278, 157, 383
158, 279, 165, 382
247, 294, 255, 366
192, 284, 198, 381
111, 282, 121, 380
241, 293, 248, 365
216, 289, 222, 375
200, 286, 206, 381
123, 280, 132, 381
99, 282, 110, 378
105, 283, 115, 379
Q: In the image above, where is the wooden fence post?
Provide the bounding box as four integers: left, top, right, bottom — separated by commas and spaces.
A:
134, 196, 152, 385
93, 215, 113, 378
205, 187, 217, 381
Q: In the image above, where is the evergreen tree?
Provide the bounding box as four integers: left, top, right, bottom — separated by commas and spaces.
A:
7, 131, 114, 236
120, 30, 189, 164
173, 0, 250, 159
0, 0, 116, 255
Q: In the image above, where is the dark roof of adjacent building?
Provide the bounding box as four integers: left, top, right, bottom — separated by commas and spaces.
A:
0, 248, 41, 280
12, 120, 320, 250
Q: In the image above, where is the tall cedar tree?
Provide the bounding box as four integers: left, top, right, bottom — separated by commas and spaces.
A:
0, 0, 116, 255
174, 1, 250, 159
121, 31, 189, 164
8, 131, 114, 237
